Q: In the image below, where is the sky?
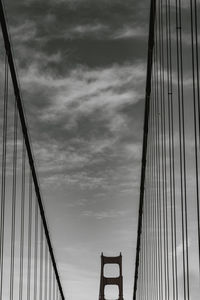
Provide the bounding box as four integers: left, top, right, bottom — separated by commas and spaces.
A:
1, 1, 150, 300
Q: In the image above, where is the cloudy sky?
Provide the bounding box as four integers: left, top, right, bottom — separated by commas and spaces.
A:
2, 1, 150, 299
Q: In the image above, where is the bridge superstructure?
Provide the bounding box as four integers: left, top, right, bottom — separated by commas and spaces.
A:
0, 1, 65, 299
0, 0, 199, 300
133, 0, 200, 300
99, 253, 124, 300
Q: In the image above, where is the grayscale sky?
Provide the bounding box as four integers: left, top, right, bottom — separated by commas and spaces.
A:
3, 1, 150, 299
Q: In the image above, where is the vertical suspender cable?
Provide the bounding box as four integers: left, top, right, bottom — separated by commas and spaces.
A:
40, 222, 43, 300
165, 1, 174, 298
155, 17, 164, 300
49, 257, 52, 300
45, 241, 48, 300
158, 1, 167, 297
34, 198, 38, 300
0, 54, 8, 299
53, 273, 56, 300
27, 171, 32, 300
175, 1, 186, 299
161, 3, 170, 299
10, 100, 18, 300
175, 1, 190, 299
165, 0, 178, 298
19, 140, 26, 300
193, 0, 200, 143
154, 29, 162, 300
168, 0, 178, 297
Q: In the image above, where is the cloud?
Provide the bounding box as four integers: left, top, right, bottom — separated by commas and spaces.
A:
0, 2, 150, 300
16, 61, 145, 188
81, 209, 130, 220
10, 20, 37, 42
20, 62, 145, 121
63, 23, 108, 39
113, 26, 147, 40
5, 0, 149, 70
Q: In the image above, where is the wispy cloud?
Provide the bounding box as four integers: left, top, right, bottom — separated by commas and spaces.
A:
81, 209, 130, 220
20, 62, 145, 121
10, 20, 37, 42
113, 26, 147, 40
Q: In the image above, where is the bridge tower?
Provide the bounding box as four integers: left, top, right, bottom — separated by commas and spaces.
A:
99, 253, 124, 300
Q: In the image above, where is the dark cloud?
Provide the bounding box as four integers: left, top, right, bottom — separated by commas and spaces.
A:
5, 0, 149, 71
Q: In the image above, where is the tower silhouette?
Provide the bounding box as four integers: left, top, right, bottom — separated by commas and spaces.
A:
99, 253, 124, 300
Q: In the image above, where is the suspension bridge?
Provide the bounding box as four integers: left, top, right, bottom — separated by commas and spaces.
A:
0, 0, 199, 299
